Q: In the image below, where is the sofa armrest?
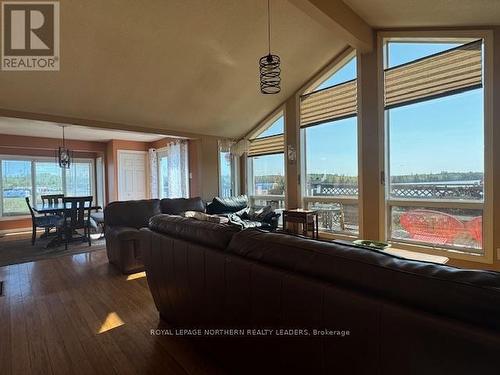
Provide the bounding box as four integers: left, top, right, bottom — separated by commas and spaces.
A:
105, 225, 145, 274
106, 226, 141, 240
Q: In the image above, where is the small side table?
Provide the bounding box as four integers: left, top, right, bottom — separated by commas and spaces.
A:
283, 209, 319, 239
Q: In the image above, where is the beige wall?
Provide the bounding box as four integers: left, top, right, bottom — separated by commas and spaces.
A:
105, 137, 214, 203
105, 139, 149, 203
195, 137, 220, 201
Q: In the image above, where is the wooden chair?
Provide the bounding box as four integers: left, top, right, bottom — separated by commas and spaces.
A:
57, 196, 93, 249
40, 194, 64, 237
41, 194, 64, 206
25, 197, 63, 245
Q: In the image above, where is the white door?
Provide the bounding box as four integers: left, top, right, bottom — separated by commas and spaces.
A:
118, 151, 147, 201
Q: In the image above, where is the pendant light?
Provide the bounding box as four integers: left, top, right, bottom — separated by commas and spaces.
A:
57, 125, 72, 169
259, 0, 281, 94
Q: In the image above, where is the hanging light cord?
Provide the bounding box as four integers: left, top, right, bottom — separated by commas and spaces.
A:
267, 0, 271, 55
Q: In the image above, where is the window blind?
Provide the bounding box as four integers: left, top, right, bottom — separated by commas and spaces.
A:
247, 134, 284, 157
299, 39, 482, 128
384, 39, 482, 109
300, 79, 357, 128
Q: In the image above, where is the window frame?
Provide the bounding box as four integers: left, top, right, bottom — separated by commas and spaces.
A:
377, 30, 494, 263
0, 154, 96, 218
299, 52, 360, 238
246, 110, 286, 208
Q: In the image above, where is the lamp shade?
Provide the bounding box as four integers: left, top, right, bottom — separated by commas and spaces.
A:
259, 54, 281, 94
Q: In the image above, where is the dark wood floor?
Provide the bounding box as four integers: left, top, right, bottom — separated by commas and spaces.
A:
0, 249, 225, 375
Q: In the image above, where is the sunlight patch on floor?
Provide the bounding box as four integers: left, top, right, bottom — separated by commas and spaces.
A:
126, 271, 146, 281
98, 312, 125, 333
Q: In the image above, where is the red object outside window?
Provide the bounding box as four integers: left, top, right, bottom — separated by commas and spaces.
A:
399, 209, 465, 245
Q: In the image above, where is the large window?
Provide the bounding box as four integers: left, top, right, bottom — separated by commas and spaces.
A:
301, 55, 359, 235
34, 161, 63, 204
383, 38, 487, 254
0, 156, 95, 217
1, 160, 32, 216
66, 160, 93, 197
247, 114, 285, 209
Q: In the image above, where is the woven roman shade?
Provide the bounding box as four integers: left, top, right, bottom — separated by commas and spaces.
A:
385, 39, 482, 109
247, 134, 284, 157
299, 40, 482, 128
300, 79, 357, 128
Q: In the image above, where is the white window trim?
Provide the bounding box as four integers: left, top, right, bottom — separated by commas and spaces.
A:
0, 155, 96, 218
377, 30, 494, 264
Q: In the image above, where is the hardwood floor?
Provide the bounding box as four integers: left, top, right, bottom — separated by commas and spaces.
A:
0, 249, 225, 375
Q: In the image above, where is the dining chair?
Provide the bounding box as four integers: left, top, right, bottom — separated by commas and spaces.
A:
25, 197, 63, 245
57, 196, 93, 249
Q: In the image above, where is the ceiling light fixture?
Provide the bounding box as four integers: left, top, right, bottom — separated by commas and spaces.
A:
57, 125, 72, 169
259, 0, 281, 94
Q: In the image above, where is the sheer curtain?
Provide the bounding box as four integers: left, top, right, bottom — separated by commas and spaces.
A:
157, 140, 189, 198
148, 148, 158, 199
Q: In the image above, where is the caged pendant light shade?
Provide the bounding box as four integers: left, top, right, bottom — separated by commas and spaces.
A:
259, 0, 281, 94
57, 125, 72, 169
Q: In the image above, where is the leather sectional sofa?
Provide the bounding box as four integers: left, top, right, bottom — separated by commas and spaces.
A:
140, 214, 500, 375
104, 195, 278, 273
104, 197, 205, 273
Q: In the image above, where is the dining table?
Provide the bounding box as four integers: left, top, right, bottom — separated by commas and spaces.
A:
33, 202, 101, 215
33, 201, 102, 248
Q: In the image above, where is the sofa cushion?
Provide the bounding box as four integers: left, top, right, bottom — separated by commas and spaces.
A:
227, 229, 500, 330
206, 195, 248, 214
104, 199, 161, 229
160, 197, 205, 215
149, 214, 240, 250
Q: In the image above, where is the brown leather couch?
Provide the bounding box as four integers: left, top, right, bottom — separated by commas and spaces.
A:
141, 215, 500, 375
104, 197, 205, 273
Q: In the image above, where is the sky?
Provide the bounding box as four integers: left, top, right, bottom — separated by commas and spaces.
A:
253, 41, 484, 178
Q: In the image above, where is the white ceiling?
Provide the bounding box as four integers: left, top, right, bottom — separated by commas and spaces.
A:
0, 117, 166, 142
344, 0, 500, 28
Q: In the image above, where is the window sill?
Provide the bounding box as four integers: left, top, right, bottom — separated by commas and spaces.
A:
318, 231, 358, 242
386, 240, 492, 264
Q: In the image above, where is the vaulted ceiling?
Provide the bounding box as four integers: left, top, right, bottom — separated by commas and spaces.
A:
0, 0, 346, 138
1, 0, 499, 139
